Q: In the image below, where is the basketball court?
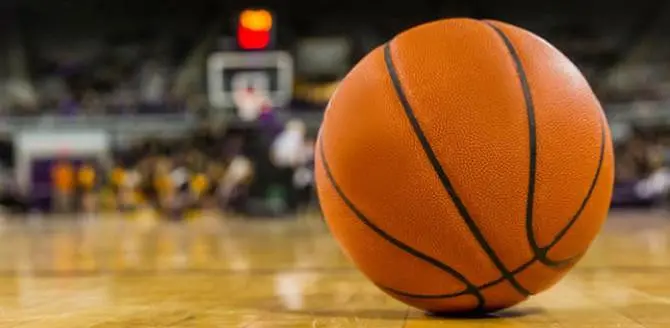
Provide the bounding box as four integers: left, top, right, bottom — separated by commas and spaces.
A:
0, 210, 666, 327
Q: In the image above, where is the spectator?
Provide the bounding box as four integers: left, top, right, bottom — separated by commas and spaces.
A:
139, 59, 169, 112
51, 159, 75, 213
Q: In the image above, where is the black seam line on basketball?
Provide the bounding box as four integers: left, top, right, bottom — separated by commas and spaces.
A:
540, 122, 606, 266
383, 42, 531, 298
379, 237, 582, 300
481, 22, 542, 274
317, 135, 485, 308
546, 252, 585, 268
380, 241, 579, 300
484, 22, 606, 269
379, 256, 538, 299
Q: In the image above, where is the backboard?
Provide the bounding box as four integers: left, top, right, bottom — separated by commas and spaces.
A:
207, 51, 293, 109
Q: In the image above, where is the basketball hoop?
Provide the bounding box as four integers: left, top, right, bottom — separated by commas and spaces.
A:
56, 147, 70, 158
233, 87, 271, 121
207, 51, 293, 109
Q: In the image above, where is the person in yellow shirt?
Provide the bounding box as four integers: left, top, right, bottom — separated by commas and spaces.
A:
77, 162, 99, 217
153, 158, 177, 219
111, 165, 143, 218
186, 171, 210, 220
52, 159, 75, 213
110, 166, 125, 191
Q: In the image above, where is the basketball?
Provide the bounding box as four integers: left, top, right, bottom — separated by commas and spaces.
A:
315, 18, 615, 314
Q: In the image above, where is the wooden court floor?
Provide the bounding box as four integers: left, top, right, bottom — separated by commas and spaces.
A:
0, 210, 668, 327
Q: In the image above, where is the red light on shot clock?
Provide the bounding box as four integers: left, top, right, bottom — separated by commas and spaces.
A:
237, 9, 273, 50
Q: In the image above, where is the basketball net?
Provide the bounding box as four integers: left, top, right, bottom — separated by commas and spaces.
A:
233, 87, 271, 122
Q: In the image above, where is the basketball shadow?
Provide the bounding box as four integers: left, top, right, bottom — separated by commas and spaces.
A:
278, 307, 544, 321
427, 307, 544, 320
248, 294, 543, 321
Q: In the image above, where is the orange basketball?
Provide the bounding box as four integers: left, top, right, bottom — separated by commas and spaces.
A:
315, 18, 614, 314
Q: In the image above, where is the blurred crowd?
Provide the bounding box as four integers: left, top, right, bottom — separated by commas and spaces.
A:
0, 0, 221, 117
0, 112, 317, 220
1, 39, 208, 116
614, 128, 670, 207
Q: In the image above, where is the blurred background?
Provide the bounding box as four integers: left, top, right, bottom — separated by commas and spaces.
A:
0, 0, 667, 220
